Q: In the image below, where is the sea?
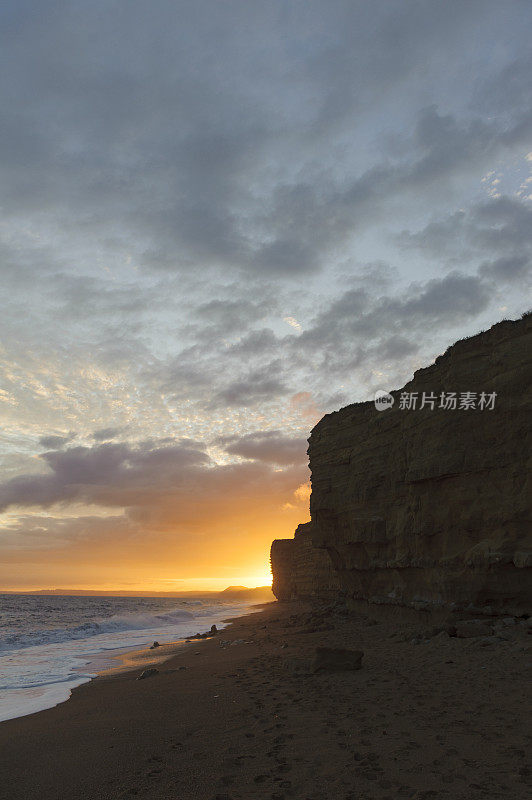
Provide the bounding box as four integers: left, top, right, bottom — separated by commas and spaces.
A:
0, 593, 252, 723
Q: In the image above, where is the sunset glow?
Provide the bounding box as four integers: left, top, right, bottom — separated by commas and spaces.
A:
1, 0, 530, 594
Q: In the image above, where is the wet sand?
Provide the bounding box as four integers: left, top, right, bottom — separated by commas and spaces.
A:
0, 600, 530, 800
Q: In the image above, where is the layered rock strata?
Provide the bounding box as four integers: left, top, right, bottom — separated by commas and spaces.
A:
271, 522, 340, 601
272, 314, 532, 614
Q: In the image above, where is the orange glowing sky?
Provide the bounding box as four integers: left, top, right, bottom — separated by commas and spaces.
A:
0, 454, 311, 591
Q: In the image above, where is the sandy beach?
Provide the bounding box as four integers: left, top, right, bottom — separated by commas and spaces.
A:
0, 600, 530, 800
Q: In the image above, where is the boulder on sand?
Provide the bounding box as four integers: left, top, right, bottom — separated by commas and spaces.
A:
137, 668, 159, 680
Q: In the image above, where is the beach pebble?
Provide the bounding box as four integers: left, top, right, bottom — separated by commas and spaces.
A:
137, 668, 159, 680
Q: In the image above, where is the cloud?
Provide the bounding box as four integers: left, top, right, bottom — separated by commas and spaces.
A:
479, 254, 530, 282
92, 427, 124, 442
193, 298, 274, 335
38, 433, 76, 449
298, 272, 491, 355
0, 441, 210, 513
227, 329, 280, 357
208, 363, 292, 408
389, 273, 491, 323
0, 437, 309, 577
2, 2, 531, 282
396, 197, 532, 299
141, 252, 522, 416
398, 197, 532, 261
218, 430, 308, 466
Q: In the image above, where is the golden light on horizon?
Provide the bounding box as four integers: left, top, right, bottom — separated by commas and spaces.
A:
242, 569, 273, 588
0, 506, 286, 592
0, 437, 309, 593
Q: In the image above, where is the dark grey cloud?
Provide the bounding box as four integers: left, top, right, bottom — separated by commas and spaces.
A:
0, 438, 309, 555
281, 270, 494, 390
227, 329, 280, 358
396, 211, 470, 259
0, 441, 210, 512
298, 272, 490, 353
218, 431, 308, 466
398, 197, 532, 260
479, 255, 530, 283
386, 272, 491, 324
194, 299, 273, 333
92, 427, 124, 442
209, 363, 291, 408
396, 197, 532, 301
472, 198, 532, 252
472, 52, 532, 119
51, 275, 149, 317
378, 336, 420, 361
39, 433, 76, 449
2, 1, 531, 280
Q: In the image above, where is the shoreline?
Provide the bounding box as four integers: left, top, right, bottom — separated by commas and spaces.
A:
0, 600, 259, 724
0, 600, 529, 800
93, 604, 267, 678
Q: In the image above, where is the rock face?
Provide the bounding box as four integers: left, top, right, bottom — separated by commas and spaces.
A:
271, 522, 340, 601
271, 314, 532, 614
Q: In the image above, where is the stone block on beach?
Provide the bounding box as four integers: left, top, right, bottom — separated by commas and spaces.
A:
137, 668, 159, 680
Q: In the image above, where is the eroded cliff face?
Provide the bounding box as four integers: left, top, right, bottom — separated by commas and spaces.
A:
272, 314, 532, 614
271, 522, 340, 601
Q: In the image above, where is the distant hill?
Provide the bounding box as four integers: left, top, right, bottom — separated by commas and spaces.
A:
2, 585, 274, 600
219, 585, 274, 601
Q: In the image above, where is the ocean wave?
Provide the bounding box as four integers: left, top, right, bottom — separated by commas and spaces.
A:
0, 605, 210, 652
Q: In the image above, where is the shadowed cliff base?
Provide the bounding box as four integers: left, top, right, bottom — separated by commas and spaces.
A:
272, 312, 531, 617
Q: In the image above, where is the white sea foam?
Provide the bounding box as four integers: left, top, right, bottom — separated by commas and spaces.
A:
0, 607, 196, 651
0, 598, 252, 722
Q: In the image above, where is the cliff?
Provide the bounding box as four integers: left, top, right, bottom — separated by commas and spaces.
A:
271, 522, 340, 601
271, 313, 532, 614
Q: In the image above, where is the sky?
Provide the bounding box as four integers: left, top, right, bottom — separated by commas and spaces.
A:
1, 0, 531, 591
